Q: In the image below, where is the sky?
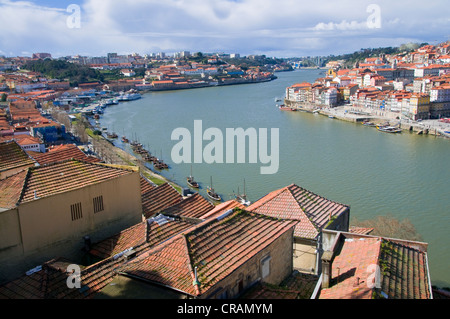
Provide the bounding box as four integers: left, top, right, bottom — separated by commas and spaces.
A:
0, 0, 449, 58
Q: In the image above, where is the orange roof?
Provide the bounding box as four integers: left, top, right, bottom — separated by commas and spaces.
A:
141, 182, 183, 218
319, 233, 431, 299
248, 184, 349, 239
291, 82, 312, 88
30, 144, 101, 165
0, 140, 36, 174
89, 215, 198, 260
0, 159, 135, 206
162, 192, 214, 219
117, 210, 297, 297
200, 200, 246, 220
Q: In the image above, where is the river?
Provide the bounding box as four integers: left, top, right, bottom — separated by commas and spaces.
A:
98, 69, 450, 288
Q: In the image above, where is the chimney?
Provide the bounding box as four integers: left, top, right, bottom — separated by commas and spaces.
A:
146, 219, 151, 243
193, 266, 200, 286
321, 251, 334, 289
83, 236, 91, 252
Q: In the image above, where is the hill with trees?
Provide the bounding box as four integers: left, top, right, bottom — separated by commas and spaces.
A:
23, 59, 104, 87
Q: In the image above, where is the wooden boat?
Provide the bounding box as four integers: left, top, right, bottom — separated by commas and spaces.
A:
122, 136, 129, 143
278, 104, 297, 111
106, 132, 118, 138
187, 166, 199, 188
362, 121, 376, 127
376, 125, 402, 133
207, 176, 221, 202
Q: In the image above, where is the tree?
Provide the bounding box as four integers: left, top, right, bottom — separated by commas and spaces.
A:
0, 93, 6, 102
351, 214, 423, 242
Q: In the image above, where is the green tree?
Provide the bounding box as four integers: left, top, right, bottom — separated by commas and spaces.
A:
1, 93, 7, 102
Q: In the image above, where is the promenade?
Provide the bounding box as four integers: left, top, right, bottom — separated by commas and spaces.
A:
318, 106, 450, 138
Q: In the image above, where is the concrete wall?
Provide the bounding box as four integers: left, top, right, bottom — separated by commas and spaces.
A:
204, 227, 294, 299
293, 238, 317, 274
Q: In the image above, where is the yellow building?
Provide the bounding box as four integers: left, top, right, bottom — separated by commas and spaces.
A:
0, 159, 142, 282
409, 93, 430, 120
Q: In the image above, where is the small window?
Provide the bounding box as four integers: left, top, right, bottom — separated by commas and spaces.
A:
93, 195, 104, 213
71, 202, 83, 221
261, 255, 271, 279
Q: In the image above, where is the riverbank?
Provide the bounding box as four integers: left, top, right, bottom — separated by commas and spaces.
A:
283, 100, 450, 138
79, 114, 183, 192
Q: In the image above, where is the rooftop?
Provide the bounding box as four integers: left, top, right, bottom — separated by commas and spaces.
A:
117, 209, 297, 297
141, 182, 183, 218
0, 140, 36, 174
319, 232, 432, 299
162, 192, 215, 219
30, 144, 101, 165
247, 184, 349, 239
0, 159, 136, 207
89, 214, 199, 260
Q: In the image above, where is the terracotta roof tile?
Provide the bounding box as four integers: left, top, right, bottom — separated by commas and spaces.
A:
199, 200, 246, 220
118, 210, 297, 297
248, 184, 349, 239
89, 215, 198, 260
2, 159, 135, 205
31, 144, 101, 165
162, 193, 214, 219
319, 234, 432, 299
141, 183, 183, 218
0, 140, 36, 173
0, 256, 126, 299
0, 170, 27, 209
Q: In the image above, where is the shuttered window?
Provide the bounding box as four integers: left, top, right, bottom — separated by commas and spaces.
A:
93, 196, 104, 213
71, 202, 83, 221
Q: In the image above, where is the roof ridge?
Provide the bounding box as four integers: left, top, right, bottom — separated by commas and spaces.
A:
286, 185, 322, 234
247, 186, 288, 211
182, 234, 201, 296
16, 167, 32, 206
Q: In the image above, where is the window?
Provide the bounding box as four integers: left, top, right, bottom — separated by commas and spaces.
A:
71, 202, 83, 221
261, 255, 271, 279
93, 195, 104, 213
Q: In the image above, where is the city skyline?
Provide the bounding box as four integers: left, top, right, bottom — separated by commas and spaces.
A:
0, 0, 449, 58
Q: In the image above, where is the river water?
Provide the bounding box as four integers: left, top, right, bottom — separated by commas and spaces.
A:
99, 69, 450, 287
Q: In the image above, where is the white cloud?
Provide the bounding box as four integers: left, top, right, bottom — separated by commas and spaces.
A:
0, 0, 449, 57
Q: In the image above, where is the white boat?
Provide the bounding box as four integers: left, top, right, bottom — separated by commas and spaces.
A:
117, 91, 141, 101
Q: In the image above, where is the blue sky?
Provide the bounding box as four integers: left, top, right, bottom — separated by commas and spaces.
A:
1, 0, 449, 58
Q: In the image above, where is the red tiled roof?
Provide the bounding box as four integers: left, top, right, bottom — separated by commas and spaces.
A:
31, 144, 101, 165
0, 170, 27, 209
349, 226, 374, 235
89, 215, 199, 260
248, 184, 349, 239
0, 159, 136, 206
140, 176, 155, 194
162, 193, 215, 219
0, 256, 125, 299
199, 200, 246, 220
141, 182, 183, 218
118, 210, 297, 297
319, 234, 432, 299
0, 140, 36, 173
